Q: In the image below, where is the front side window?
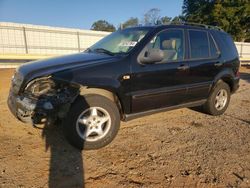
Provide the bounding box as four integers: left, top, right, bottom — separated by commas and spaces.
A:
88, 28, 150, 55
146, 29, 185, 62
189, 30, 209, 59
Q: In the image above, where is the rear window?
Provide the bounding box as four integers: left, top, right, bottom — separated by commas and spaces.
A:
189, 30, 209, 59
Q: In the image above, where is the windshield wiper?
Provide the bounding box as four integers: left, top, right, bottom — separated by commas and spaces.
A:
84, 48, 92, 53
93, 48, 115, 56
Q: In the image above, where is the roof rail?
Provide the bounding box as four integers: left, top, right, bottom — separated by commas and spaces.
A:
163, 21, 224, 31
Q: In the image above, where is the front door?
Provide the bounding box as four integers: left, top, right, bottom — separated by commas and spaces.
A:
130, 29, 190, 113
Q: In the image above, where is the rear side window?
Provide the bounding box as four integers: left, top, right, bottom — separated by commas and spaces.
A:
188, 30, 209, 59
209, 34, 219, 58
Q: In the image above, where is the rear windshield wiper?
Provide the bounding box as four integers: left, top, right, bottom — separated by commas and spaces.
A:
93, 48, 115, 56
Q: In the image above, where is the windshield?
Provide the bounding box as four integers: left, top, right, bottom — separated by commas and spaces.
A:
88, 28, 150, 55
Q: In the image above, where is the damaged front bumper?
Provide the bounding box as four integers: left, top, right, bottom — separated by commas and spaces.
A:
8, 88, 78, 124
8, 71, 80, 124
8, 89, 55, 123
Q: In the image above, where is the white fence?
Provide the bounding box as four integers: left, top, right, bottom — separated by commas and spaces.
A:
0, 22, 249, 62
235, 42, 250, 60
0, 22, 110, 55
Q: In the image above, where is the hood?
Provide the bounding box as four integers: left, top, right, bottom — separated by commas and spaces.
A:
18, 52, 119, 80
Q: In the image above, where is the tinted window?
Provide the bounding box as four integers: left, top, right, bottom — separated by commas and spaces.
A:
189, 30, 209, 59
217, 32, 238, 58
209, 34, 219, 58
147, 29, 184, 62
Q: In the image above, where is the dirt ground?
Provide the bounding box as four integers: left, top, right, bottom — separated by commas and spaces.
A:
0, 66, 250, 188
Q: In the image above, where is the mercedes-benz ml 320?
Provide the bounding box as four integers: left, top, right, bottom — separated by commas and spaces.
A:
8, 23, 240, 150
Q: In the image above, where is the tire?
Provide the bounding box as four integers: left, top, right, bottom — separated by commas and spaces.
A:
203, 80, 231, 116
63, 94, 120, 150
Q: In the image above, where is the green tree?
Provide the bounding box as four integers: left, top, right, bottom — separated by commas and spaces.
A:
160, 16, 172, 24
182, 0, 213, 23
91, 20, 116, 32
211, 0, 250, 41
171, 16, 184, 23
122, 17, 139, 29
182, 0, 250, 41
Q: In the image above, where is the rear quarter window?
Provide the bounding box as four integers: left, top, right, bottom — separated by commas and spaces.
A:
213, 31, 239, 59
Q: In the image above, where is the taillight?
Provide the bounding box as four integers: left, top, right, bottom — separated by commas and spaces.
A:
236, 70, 240, 77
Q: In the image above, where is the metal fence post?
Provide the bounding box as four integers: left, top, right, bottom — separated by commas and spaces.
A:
240, 43, 243, 57
22, 27, 28, 54
77, 32, 81, 52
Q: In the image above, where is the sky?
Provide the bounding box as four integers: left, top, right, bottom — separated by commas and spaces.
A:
0, 0, 183, 29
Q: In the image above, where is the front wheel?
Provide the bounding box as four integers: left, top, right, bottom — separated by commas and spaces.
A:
203, 80, 231, 116
63, 94, 120, 150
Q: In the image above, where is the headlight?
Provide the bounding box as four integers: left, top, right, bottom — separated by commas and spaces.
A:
11, 71, 24, 94
25, 77, 56, 97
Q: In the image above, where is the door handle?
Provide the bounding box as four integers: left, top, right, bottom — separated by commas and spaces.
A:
214, 61, 223, 67
177, 64, 189, 71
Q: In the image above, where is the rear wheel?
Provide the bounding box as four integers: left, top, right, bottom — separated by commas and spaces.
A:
203, 80, 231, 116
63, 94, 120, 150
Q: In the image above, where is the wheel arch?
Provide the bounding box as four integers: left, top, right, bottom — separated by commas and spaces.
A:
220, 76, 234, 92
79, 87, 124, 119
213, 69, 235, 92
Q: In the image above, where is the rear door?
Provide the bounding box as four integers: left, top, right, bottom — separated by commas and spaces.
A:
185, 29, 222, 102
129, 28, 190, 113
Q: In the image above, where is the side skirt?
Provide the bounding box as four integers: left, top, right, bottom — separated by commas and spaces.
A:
123, 99, 207, 122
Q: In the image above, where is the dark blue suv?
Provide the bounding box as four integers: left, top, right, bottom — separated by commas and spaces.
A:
8, 23, 240, 150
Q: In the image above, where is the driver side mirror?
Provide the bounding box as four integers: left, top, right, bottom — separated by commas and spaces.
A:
139, 48, 164, 64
